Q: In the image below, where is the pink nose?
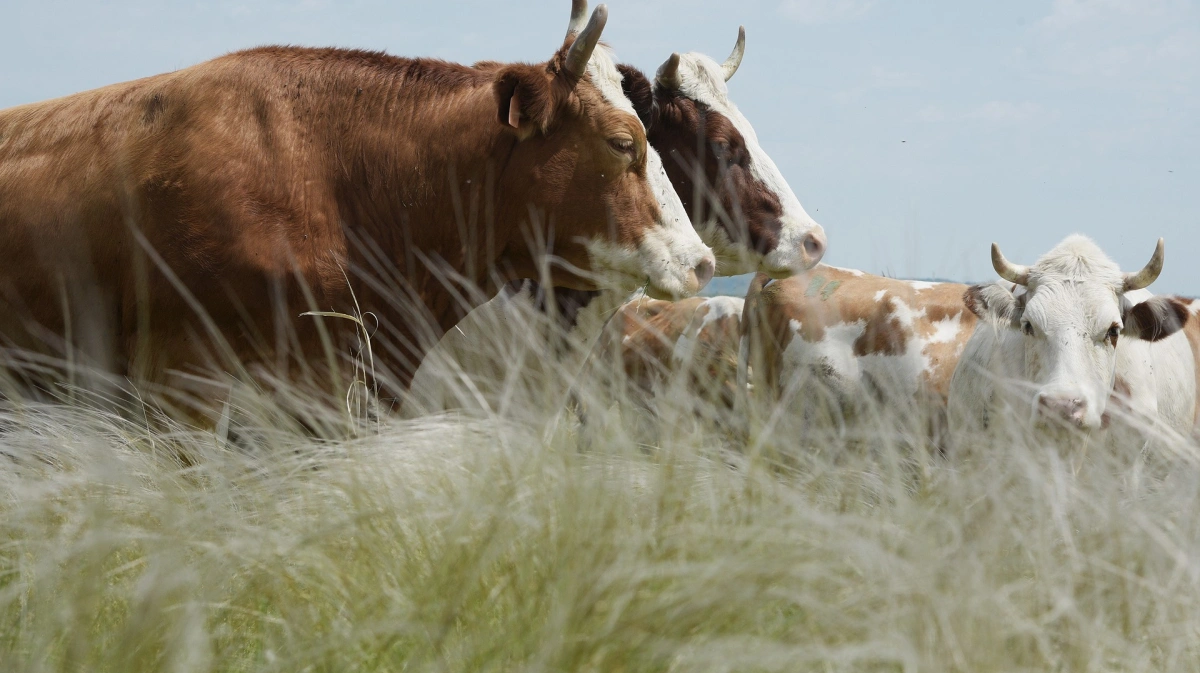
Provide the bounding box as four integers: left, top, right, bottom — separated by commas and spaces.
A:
801, 228, 826, 267
1037, 394, 1086, 427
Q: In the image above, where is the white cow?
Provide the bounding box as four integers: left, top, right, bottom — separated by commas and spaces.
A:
948, 235, 1195, 443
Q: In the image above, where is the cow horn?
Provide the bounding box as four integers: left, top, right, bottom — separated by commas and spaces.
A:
722, 26, 746, 81
1123, 237, 1165, 291
566, 0, 588, 38
656, 52, 682, 91
991, 242, 1030, 285
564, 4, 607, 80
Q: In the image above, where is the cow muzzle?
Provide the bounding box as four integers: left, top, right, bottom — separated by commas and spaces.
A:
762, 220, 827, 278
1034, 393, 1091, 430
647, 252, 715, 300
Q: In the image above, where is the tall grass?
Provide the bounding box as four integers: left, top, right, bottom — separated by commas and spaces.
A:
3, 281, 1200, 672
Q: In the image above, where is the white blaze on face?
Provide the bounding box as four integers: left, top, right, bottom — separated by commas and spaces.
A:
673, 53, 825, 276
583, 45, 713, 299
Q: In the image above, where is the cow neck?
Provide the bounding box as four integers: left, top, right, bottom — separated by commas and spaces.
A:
328, 59, 536, 329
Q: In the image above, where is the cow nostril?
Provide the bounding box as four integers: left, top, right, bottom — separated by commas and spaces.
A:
693, 257, 715, 290
1037, 395, 1087, 425
802, 230, 826, 265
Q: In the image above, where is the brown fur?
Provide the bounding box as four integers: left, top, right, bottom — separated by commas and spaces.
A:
599, 296, 741, 407
0, 43, 664, 400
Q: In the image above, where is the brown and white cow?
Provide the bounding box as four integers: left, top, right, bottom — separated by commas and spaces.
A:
948, 236, 1195, 443
408, 25, 827, 414
739, 266, 977, 437
0, 3, 714, 402
596, 294, 745, 410
627, 30, 825, 277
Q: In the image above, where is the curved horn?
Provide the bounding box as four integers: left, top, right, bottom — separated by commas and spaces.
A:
565, 0, 588, 38
655, 52, 682, 91
991, 242, 1030, 285
564, 4, 607, 80
1123, 237, 1165, 291
721, 26, 746, 81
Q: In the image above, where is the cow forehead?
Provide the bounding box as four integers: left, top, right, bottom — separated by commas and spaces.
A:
1025, 281, 1121, 330
673, 52, 809, 222
673, 53, 754, 142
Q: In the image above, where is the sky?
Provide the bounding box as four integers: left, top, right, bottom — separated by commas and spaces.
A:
2, 0, 1197, 292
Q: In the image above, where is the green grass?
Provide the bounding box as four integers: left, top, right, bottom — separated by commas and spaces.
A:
3, 315, 1200, 672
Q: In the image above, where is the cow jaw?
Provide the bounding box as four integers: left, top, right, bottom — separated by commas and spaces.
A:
586, 214, 715, 300
585, 151, 713, 300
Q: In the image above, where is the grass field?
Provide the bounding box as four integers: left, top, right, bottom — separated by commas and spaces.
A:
3, 299, 1200, 673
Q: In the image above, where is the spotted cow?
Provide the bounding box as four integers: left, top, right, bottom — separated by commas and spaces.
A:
740, 265, 977, 440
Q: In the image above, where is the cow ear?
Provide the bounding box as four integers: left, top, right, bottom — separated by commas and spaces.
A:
617, 63, 658, 130
963, 283, 1020, 326
1122, 295, 1190, 342
494, 66, 556, 140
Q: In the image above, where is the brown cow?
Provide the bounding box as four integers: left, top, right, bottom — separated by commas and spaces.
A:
0, 3, 714, 406
741, 266, 977, 442
409, 26, 829, 415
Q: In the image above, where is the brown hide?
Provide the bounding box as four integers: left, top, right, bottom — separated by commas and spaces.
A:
617, 65, 783, 260
0, 45, 664, 400
606, 296, 741, 406
742, 266, 976, 403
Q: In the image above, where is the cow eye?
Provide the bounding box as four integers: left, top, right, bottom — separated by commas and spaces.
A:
1106, 324, 1120, 345
1022, 321, 1034, 336
608, 137, 635, 158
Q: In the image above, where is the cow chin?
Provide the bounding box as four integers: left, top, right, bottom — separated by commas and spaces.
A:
585, 230, 715, 300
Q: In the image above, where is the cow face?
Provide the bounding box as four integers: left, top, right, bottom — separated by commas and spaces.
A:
964, 236, 1189, 430
617, 29, 826, 278
491, 4, 713, 300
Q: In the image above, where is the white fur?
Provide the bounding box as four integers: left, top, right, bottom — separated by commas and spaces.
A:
670, 53, 825, 276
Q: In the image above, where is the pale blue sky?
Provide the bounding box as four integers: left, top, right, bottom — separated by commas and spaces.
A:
3, 0, 1197, 292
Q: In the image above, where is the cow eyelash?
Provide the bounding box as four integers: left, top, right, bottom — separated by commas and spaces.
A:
608, 138, 635, 156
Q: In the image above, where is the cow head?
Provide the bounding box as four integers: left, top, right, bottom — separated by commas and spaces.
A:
615, 28, 826, 278
492, 1, 713, 299
964, 235, 1189, 430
